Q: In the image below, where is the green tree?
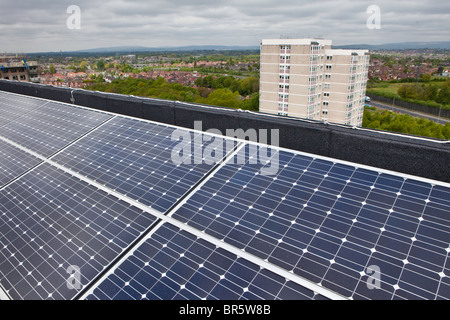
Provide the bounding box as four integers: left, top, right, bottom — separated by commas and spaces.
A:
120, 63, 133, 73
201, 88, 242, 108
436, 78, 450, 104
421, 73, 432, 82
97, 59, 106, 71
397, 84, 422, 100
362, 107, 449, 140
239, 77, 259, 96
241, 92, 259, 111
78, 61, 88, 73
49, 64, 56, 74
423, 84, 439, 101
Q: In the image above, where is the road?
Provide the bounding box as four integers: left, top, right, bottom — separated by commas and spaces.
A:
370, 101, 450, 125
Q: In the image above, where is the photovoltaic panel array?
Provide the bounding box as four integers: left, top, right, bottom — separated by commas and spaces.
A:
0, 163, 157, 300
0, 90, 449, 301
85, 223, 327, 300
171, 145, 450, 300
51, 116, 230, 213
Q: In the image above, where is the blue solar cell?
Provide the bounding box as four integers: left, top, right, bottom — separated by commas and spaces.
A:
367, 188, 397, 209
0, 163, 157, 300
353, 279, 395, 300
322, 263, 360, 297
376, 230, 412, 260
385, 211, 419, 238
334, 242, 371, 272
351, 168, 379, 187
308, 233, 342, 261
429, 185, 450, 206
346, 221, 381, 248
374, 173, 404, 193
397, 263, 441, 299
269, 241, 304, 271
423, 203, 450, 227
341, 182, 372, 202
417, 220, 450, 247
246, 233, 279, 260
408, 241, 447, 273
321, 213, 354, 238
283, 223, 315, 249
330, 197, 360, 220
294, 252, 331, 284
401, 179, 432, 200
438, 277, 450, 300
297, 205, 327, 229
357, 204, 389, 228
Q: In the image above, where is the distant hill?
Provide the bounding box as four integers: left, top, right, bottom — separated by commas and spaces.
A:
28, 41, 450, 55
74, 42, 450, 53
334, 41, 450, 50
72, 45, 260, 53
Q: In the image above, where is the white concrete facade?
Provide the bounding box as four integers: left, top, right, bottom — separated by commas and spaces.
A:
260, 39, 370, 126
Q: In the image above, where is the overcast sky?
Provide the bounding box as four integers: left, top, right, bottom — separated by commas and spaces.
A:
1, 0, 449, 53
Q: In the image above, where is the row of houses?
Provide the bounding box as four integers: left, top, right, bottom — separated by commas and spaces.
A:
38, 69, 205, 88
135, 70, 202, 86
369, 58, 440, 81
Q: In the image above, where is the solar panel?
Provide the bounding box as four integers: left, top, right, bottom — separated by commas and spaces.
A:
170, 144, 450, 300
0, 90, 449, 301
0, 163, 157, 300
84, 222, 326, 300
51, 116, 238, 213
0, 99, 112, 157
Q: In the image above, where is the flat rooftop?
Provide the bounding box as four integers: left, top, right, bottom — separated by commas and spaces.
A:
0, 82, 449, 301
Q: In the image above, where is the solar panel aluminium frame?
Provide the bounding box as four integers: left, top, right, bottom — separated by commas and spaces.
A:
1, 91, 449, 300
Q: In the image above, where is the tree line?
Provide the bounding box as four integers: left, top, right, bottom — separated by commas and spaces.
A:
86, 76, 449, 140
194, 75, 259, 96
86, 76, 259, 111
363, 106, 450, 140
397, 78, 450, 105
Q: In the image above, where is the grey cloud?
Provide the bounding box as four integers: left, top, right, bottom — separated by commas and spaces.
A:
0, 0, 448, 52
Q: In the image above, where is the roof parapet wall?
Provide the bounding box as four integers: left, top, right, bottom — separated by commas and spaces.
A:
0, 79, 448, 183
